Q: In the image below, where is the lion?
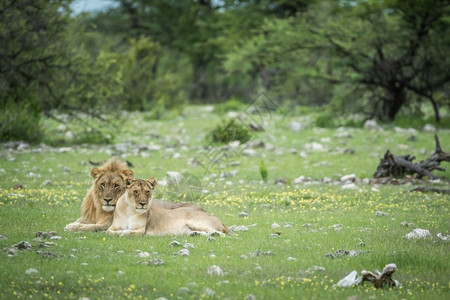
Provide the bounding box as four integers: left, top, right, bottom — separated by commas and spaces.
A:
106, 178, 229, 236
65, 158, 203, 232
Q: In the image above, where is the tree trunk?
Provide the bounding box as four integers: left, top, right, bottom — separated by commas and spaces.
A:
384, 85, 406, 122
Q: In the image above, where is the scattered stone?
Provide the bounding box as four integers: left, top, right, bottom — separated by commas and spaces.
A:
140, 258, 164, 266
207, 265, 225, 276
240, 254, 248, 260
117, 271, 124, 275
304, 142, 325, 151
294, 176, 305, 184
25, 268, 38, 275
243, 149, 260, 157
245, 294, 257, 300
137, 251, 150, 258
38, 242, 55, 248
374, 211, 389, 217
271, 223, 280, 229
400, 221, 414, 227
229, 225, 249, 232
332, 224, 342, 230
169, 241, 181, 247
269, 233, 280, 238
289, 121, 305, 132
422, 124, 436, 132
364, 120, 381, 131
184, 243, 195, 249
166, 171, 184, 185
340, 174, 357, 182
35, 231, 58, 239
307, 266, 326, 273
50, 236, 62, 240
41, 180, 53, 186
207, 237, 216, 242
81, 263, 88, 266
437, 233, 450, 242
335, 270, 358, 287
342, 183, 359, 190
14, 241, 32, 250
275, 178, 287, 185
287, 257, 297, 261
326, 249, 367, 259
238, 211, 249, 218
178, 249, 190, 256
0, 234, 7, 240
209, 253, 216, 258
302, 223, 312, 228
405, 228, 431, 239
178, 287, 190, 294
203, 288, 216, 297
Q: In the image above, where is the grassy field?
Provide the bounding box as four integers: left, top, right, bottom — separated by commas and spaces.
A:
0, 105, 449, 299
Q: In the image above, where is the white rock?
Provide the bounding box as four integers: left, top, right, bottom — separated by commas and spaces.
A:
437, 233, 449, 242
374, 211, 389, 217
65, 131, 74, 140
166, 171, 184, 185
340, 174, 357, 182
203, 288, 216, 297
304, 142, 325, 151
341, 183, 358, 190
271, 223, 281, 229
364, 119, 381, 131
229, 225, 249, 232
335, 270, 358, 287
137, 251, 150, 258
287, 257, 297, 261
289, 121, 304, 132
294, 176, 305, 184
405, 228, 432, 239
238, 211, 249, 217
207, 265, 225, 276
178, 249, 190, 256
25, 268, 38, 275
422, 124, 436, 132
228, 140, 240, 149
243, 149, 259, 157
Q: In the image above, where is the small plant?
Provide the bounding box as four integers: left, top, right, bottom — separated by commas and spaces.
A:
259, 159, 268, 182
208, 118, 252, 144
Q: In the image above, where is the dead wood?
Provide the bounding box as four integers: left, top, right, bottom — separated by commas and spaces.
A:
374, 134, 450, 179
410, 187, 450, 194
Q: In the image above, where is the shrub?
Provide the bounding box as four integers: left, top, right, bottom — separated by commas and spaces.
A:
0, 100, 42, 143
259, 159, 268, 182
208, 118, 252, 144
214, 98, 246, 115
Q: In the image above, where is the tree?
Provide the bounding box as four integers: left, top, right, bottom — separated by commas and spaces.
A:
224, 0, 450, 122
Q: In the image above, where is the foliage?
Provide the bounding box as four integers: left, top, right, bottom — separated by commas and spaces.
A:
0, 100, 42, 142
259, 159, 268, 182
213, 98, 246, 115
207, 118, 252, 144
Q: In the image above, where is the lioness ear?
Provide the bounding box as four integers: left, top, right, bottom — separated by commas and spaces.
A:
122, 169, 134, 179
147, 178, 157, 190
126, 178, 135, 188
91, 168, 102, 179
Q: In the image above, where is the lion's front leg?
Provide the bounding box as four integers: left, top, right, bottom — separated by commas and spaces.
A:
65, 221, 110, 232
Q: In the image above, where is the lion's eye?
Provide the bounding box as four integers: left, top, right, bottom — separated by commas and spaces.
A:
134, 190, 139, 196
146, 191, 151, 196
100, 183, 105, 189
114, 184, 119, 189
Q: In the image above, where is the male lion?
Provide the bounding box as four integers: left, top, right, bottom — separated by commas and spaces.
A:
107, 178, 229, 236
65, 158, 204, 232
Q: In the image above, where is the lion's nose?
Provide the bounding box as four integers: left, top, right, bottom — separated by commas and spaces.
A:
139, 202, 146, 208
104, 198, 113, 204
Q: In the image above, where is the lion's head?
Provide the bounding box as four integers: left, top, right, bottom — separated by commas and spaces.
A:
91, 159, 134, 212
126, 178, 157, 214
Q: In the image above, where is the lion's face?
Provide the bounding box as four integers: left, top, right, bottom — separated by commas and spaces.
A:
91, 167, 134, 212
126, 178, 157, 214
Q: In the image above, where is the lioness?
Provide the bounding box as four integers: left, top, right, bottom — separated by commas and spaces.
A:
107, 178, 229, 236
65, 158, 203, 232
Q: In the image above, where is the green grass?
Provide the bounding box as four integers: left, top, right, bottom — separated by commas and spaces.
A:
0, 106, 449, 299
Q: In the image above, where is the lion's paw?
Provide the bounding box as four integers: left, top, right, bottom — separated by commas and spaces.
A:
208, 230, 225, 237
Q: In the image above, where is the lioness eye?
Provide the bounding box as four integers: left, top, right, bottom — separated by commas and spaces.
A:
146, 191, 150, 196
134, 190, 139, 195
100, 183, 105, 189
114, 184, 119, 189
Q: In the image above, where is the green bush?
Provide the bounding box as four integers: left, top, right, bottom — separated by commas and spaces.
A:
0, 100, 42, 143
208, 118, 252, 144
214, 98, 246, 115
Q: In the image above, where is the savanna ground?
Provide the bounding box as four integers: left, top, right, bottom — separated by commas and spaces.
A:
0, 104, 449, 300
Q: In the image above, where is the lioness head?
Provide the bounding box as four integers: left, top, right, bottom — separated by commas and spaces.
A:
126, 178, 157, 214
91, 167, 134, 212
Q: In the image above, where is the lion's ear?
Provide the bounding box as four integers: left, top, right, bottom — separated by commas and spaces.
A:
147, 178, 157, 190
91, 168, 102, 179
122, 169, 134, 179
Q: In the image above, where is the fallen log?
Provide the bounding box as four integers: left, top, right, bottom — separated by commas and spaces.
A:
374, 134, 450, 179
